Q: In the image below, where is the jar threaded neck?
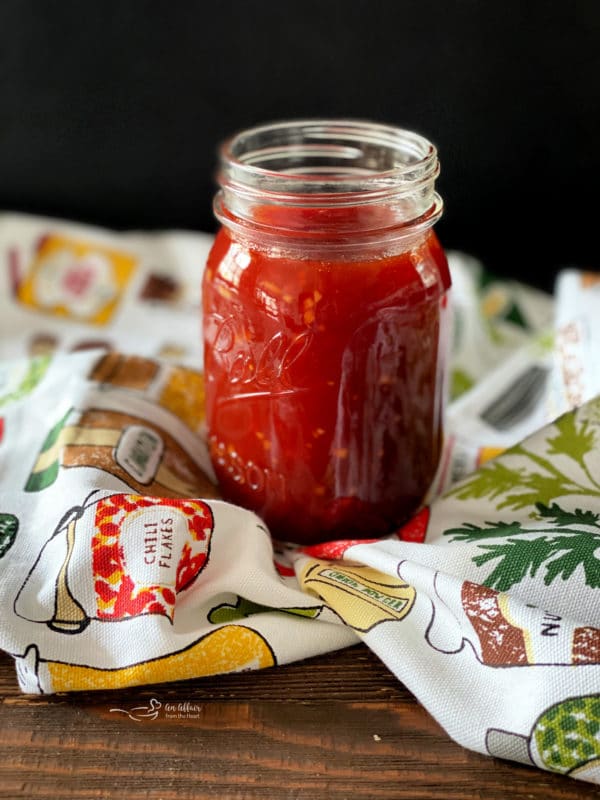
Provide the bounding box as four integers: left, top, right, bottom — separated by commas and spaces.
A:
216, 120, 443, 243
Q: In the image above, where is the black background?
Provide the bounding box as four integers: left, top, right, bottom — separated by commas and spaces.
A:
1, 0, 599, 290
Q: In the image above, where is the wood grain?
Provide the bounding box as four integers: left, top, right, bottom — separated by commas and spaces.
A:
0, 645, 599, 800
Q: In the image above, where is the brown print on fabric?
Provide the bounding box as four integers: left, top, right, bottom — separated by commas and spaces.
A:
28, 333, 58, 357
572, 627, 600, 664
462, 583, 600, 667
139, 273, 182, 303
461, 582, 528, 666
89, 352, 159, 390
61, 408, 218, 499
70, 339, 113, 353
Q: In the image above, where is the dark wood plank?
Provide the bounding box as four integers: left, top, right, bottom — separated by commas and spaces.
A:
1, 647, 599, 800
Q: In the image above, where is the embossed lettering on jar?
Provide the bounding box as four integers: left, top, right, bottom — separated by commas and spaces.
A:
203, 120, 451, 544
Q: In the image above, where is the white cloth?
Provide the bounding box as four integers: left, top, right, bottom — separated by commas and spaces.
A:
2, 212, 600, 785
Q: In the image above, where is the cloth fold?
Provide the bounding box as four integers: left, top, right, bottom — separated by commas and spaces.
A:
2, 212, 600, 785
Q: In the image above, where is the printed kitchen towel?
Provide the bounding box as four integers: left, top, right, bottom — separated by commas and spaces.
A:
2, 212, 600, 785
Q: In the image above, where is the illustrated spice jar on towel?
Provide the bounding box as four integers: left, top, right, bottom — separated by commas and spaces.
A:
15, 492, 214, 632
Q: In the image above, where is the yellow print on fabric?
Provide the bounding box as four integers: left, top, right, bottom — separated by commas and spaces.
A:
17, 233, 137, 325
299, 560, 416, 632
15, 626, 276, 693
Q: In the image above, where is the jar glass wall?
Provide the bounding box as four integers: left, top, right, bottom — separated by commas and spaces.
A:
203, 120, 451, 544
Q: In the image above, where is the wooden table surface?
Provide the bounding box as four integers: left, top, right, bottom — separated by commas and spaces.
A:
0, 643, 598, 800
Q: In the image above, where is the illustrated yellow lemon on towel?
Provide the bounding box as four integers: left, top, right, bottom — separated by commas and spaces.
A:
18, 625, 276, 693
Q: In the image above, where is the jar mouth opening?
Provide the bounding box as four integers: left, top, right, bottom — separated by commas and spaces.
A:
219, 119, 439, 201
213, 192, 444, 252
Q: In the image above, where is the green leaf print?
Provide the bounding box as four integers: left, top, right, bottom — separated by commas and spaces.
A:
208, 597, 275, 623
0, 355, 51, 408
499, 471, 581, 510
444, 520, 528, 542
447, 407, 600, 512
444, 402, 600, 590
546, 412, 596, 467
445, 504, 600, 591
24, 407, 72, 493
208, 596, 322, 624
447, 461, 528, 504
0, 514, 18, 558
542, 534, 600, 586
472, 537, 557, 591
536, 502, 600, 528
450, 368, 475, 400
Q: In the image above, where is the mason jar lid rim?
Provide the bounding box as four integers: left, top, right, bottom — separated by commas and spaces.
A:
219, 119, 439, 189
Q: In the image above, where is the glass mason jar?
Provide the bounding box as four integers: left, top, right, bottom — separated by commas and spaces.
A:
203, 120, 451, 544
